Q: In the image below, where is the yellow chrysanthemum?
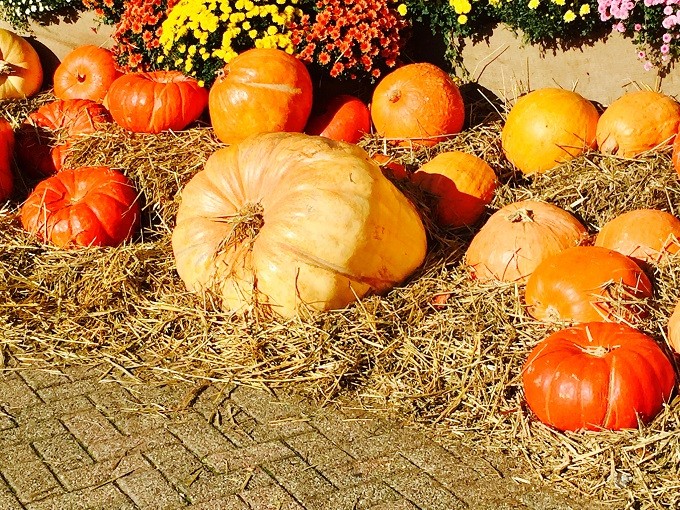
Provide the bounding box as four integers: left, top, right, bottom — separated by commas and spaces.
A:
397, 3, 407, 16
458, 14, 468, 24
579, 4, 591, 15
528, 0, 539, 8
563, 9, 576, 21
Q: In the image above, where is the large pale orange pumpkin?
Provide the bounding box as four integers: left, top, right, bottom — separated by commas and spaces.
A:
596, 90, 680, 157
672, 130, 680, 175
172, 132, 427, 318
208, 48, 313, 145
525, 246, 653, 323
0, 118, 14, 201
53, 45, 122, 102
411, 151, 497, 228
0, 28, 43, 100
501, 88, 599, 175
667, 300, 680, 354
594, 209, 680, 267
464, 200, 587, 282
370, 63, 465, 147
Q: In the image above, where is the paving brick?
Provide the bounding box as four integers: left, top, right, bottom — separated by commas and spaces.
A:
24, 483, 135, 510
88, 428, 179, 462
0, 419, 66, 449
239, 481, 304, 509
0, 442, 39, 469
144, 442, 204, 492
186, 494, 248, 509
18, 369, 69, 391
262, 456, 335, 507
249, 417, 314, 443
344, 429, 430, 460
37, 379, 102, 403
387, 471, 468, 510
169, 413, 237, 459
0, 376, 42, 409
369, 500, 420, 509
60, 409, 124, 460
208, 405, 258, 448
309, 411, 385, 447
0, 476, 24, 510
316, 453, 417, 489
126, 381, 197, 411
191, 383, 235, 419
55, 453, 148, 491
284, 432, 354, 469
0, 411, 15, 431
12, 395, 94, 423
229, 386, 309, 423
306, 481, 401, 510
400, 443, 481, 488
60, 364, 112, 382
89, 383, 170, 434
185, 467, 273, 504
116, 467, 188, 509
203, 441, 294, 474
2, 460, 63, 504
32, 433, 93, 472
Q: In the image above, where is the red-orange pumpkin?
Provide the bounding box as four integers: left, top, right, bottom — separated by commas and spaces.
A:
371, 153, 409, 181
596, 90, 680, 157
523, 322, 676, 431
20, 166, 140, 248
53, 45, 122, 103
525, 246, 653, 323
594, 209, 680, 268
464, 200, 587, 282
305, 94, 371, 144
0, 118, 14, 201
411, 151, 497, 228
209, 48, 313, 145
15, 99, 112, 177
107, 70, 208, 134
370, 63, 465, 147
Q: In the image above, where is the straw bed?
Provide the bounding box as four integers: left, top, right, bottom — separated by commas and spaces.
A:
1, 92, 679, 509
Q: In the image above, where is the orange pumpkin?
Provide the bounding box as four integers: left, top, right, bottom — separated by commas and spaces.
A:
370, 63, 465, 147
371, 153, 408, 181
411, 151, 497, 228
464, 200, 587, 282
594, 209, 680, 267
596, 90, 680, 157
501, 88, 599, 175
0, 118, 14, 201
305, 94, 371, 144
673, 130, 680, 175
171, 132, 427, 318
53, 45, 122, 103
667, 300, 680, 354
525, 246, 653, 323
0, 28, 43, 100
209, 48, 313, 145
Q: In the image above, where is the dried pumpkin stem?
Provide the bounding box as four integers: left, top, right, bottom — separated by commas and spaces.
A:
218, 202, 265, 251
0, 60, 15, 75
507, 208, 535, 223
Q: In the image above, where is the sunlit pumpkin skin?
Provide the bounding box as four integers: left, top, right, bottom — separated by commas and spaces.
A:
16, 99, 112, 177
594, 209, 680, 267
501, 88, 599, 175
523, 322, 676, 431
464, 200, 587, 282
0, 118, 14, 201
667, 300, 680, 354
107, 70, 208, 134
53, 45, 122, 102
209, 48, 313, 145
525, 246, 653, 323
0, 28, 43, 100
20, 166, 141, 248
673, 131, 680, 176
596, 90, 680, 157
411, 150, 497, 228
370, 63, 465, 147
305, 94, 371, 144
172, 132, 427, 318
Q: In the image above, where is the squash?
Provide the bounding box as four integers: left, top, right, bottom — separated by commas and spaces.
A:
667, 300, 680, 354
305, 94, 371, 144
53, 45, 122, 103
0, 118, 14, 201
172, 132, 427, 318
0, 28, 43, 100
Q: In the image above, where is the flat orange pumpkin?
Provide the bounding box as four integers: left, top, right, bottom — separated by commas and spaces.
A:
53, 45, 122, 102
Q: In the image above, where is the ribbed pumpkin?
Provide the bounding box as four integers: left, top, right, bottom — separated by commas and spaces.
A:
596, 90, 680, 157
673, 130, 680, 175
411, 151, 497, 228
0, 118, 14, 201
525, 246, 653, 323
370, 63, 465, 147
667, 300, 680, 354
172, 132, 427, 318
53, 45, 122, 102
209, 48, 313, 145
0, 28, 43, 100
464, 200, 587, 282
594, 209, 680, 267
501, 88, 599, 175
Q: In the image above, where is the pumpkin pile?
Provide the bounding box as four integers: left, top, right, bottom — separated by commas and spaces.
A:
0, 31, 679, 508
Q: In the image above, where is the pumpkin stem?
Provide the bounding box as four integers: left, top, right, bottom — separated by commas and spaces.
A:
388, 90, 401, 103
579, 344, 611, 357
508, 208, 534, 223
218, 202, 265, 252
0, 60, 16, 76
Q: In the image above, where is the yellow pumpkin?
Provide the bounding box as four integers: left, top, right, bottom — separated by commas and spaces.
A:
501, 88, 599, 175
171, 132, 427, 318
0, 28, 43, 100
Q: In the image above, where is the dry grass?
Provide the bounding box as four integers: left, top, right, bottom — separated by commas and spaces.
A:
0, 90, 679, 509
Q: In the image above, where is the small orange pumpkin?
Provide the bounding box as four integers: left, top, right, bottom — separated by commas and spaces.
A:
501, 88, 599, 175
411, 151, 497, 228
594, 209, 680, 267
370, 63, 465, 147
464, 200, 587, 282
53, 45, 122, 103
596, 90, 680, 157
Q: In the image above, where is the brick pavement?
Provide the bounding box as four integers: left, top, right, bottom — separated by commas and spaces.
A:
0, 364, 606, 510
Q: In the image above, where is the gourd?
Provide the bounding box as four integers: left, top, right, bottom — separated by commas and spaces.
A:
0, 28, 43, 100
53, 45, 121, 103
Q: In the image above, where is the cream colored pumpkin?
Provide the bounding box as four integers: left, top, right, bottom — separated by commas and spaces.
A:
0, 28, 43, 100
172, 132, 427, 317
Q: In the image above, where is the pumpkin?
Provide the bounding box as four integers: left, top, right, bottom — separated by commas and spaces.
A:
209, 48, 313, 145
596, 90, 680, 157
673, 131, 680, 176
464, 200, 587, 282
525, 245, 653, 323
0, 28, 43, 100
501, 88, 599, 175
411, 151, 497, 228
15, 99, 112, 177
107, 70, 208, 134
594, 209, 680, 268
305, 94, 371, 144
20, 166, 141, 248
667, 300, 680, 354
522, 322, 676, 431
0, 118, 14, 201
171, 132, 427, 318
53, 45, 122, 103
372, 153, 409, 181
370, 63, 465, 147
